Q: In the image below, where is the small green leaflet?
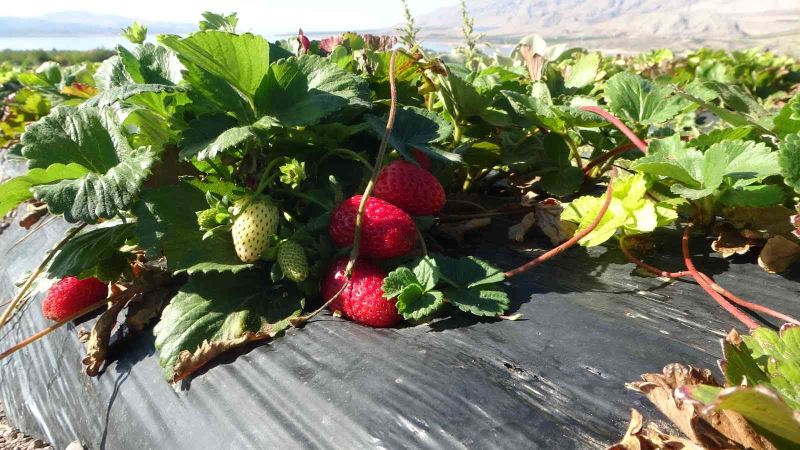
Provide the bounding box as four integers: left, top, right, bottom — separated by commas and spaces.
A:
564, 52, 600, 89
561, 173, 678, 247
382, 255, 509, 320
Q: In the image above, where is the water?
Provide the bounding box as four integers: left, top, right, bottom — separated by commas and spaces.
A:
0, 36, 133, 50
0, 34, 466, 54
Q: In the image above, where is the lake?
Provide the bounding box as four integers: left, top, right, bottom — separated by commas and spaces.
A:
0, 34, 460, 54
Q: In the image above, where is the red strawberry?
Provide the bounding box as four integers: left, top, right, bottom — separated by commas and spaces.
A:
321, 258, 400, 327
42, 276, 108, 322
373, 160, 446, 216
411, 149, 431, 170
329, 195, 417, 259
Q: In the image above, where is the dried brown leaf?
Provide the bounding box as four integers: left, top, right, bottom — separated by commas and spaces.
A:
19, 203, 47, 230
82, 290, 138, 377
758, 235, 800, 273
534, 198, 571, 245
125, 288, 172, 332
609, 409, 702, 450
711, 224, 752, 258
172, 332, 271, 382
508, 212, 536, 242
438, 218, 491, 243
628, 364, 777, 450
724, 206, 796, 240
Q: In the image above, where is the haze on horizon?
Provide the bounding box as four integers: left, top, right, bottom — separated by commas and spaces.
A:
1, 0, 459, 34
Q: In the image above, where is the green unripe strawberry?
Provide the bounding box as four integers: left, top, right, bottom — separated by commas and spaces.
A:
231, 198, 279, 263
277, 240, 309, 282
196, 209, 218, 229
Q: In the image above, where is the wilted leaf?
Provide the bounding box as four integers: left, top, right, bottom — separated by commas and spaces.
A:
154, 270, 303, 382
609, 409, 703, 450
758, 236, 800, 273
627, 364, 772, 449
711, 224, 752, 258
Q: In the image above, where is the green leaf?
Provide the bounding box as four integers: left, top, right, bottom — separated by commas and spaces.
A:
82, 84, 179, 108
774, 97, 800, 138
117, 43, 182, 86
562, 173, 676, 247
47, 222, 135, 281
22, 106, 127, 171
435, 254, 505, 288
368, 106, 459, 163
674, 83, 772, 134
720, 185, 785, 207
604, 73, 688, 126
254, 55, 370, 126
538, 134, 583, 196
438, 70, 489, 121
0, 163, 88, 217
196, 125, 256, 160
680, 385, 800, 446
412, 256, 439, 292
179, 115, 238, 160
31, 147, 156, 223
134, 182, 252, 274
688, 127, 754, 150
632, 137, 780, 201
160, 31, 270, 101
446, 288, 509, 317
396, 288, 445, 321
154, 269, 303, 381
565, 52, 599, 89
198, 11, 239, 32
21, 106, 157, 223
382, 267, 419, 299
780, 132, 800, 194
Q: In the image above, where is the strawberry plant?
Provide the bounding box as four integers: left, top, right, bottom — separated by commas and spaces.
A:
0, 9, 799, 446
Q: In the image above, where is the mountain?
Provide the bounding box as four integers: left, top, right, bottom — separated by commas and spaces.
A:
414, 0, 800, 53
0, 11, 194, 37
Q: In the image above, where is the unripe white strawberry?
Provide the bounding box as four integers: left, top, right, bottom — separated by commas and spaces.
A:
231, 197, 279, 263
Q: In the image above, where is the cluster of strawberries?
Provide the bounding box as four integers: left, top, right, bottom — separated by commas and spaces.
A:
40, 154, 445, 329
323, 153, 445, 327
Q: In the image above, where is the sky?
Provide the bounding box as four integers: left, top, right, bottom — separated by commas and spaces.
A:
5, 0, 458, 33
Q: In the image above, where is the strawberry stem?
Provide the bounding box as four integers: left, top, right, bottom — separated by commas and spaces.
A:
504, 169, 617, 278
347, 50, 399, 276
619, 235, 691, 278
579, 106, 649, 154
0, 223, 87, 330
583, 142, 641, 176
681, 223, 760, 330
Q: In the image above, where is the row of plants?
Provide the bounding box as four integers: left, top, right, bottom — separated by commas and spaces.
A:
0, 7, 799, 449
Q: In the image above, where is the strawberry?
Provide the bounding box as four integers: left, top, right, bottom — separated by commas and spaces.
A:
321, 257, 400, 327
42, 276, 108, 322
277, 240, 309, 282
232, 197, 279, 263
329, 195, 417, 259
373, 160, 446, 216
411, 149, 431, 170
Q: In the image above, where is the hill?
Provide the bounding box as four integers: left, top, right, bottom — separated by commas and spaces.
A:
414, 0, 800, 53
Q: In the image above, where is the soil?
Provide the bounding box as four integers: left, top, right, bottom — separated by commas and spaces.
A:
0, 403, 52, 450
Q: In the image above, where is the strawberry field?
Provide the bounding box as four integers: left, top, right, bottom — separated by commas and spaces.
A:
1, 9, 800, 449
